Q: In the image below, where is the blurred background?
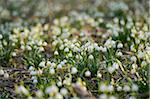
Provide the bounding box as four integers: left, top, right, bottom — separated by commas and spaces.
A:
0, 0, 149, 24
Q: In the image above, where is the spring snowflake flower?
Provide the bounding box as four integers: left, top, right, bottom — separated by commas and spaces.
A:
109, 95, 116, 99
0, 69, 4, 75
39, 46, 44, 52
88, 55, 94, 60
4, 73, 9, 78
108, 66, 115, 74
141, 61, 147, 67
26, 45, 32, 50
116, 51, 123, 56
131, 84, 138, 91
49, 68, 55, 74
71, 67, 78, 74
123, 85, 130, 92
30, 71, 37, 75
85, 70, 91, 77
117, 43, 123, 48
47, 61, 51, 66
16, 85, 29, 95
129, 96, 136, 99
55, 93, 63, 99
68, 53, 73, 57
117, 86, 122, 91
99, 83, 107, 92
45, 85, 58, 94
43, 42, 48, 46
54, 51, 59, 55
29, 66, 34, 71
33, 79, 38, 83
0, 34, 3, 39
39, 61, 45, 67
112, 62, 119, 69
97, 72, 102, 78
60, 88, 68, 96
57, 64, 62, 69
57, 81, 62, 87
99, 94, 107, 99
132, 63, 137, 69
107, 85, 114, 92
12, 52, 17, 56
130, 56, 137, 62
59, 45, 64, 50
36, 90, 43, 97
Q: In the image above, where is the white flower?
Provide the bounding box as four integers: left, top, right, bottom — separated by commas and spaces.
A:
131, 84, 138, 91
33, 79, 38, 83
0, 34, 3, 39
132, 64, 137, 69
54, 51, 59, 55
47, 61, 51, 66
123, 85, 130, 92
52, 41, 58, 46
0, 69, 4, 75
112, 62, 119, 69
43, 42, 48, 46
99, 94, 107, 99
109, 95, 116, 99
108, 67, 115, 74
30, 71, 37, 75
100, 83, 107, 92
36, 90, 43, 97
130, 56, 137, 62
85, 70, 91, 77
39, 61, 45, 67
100, 46, 107, 52
129, 96, 136, 99
45, 85, 58, 94
137, 51, 144, 58
60, 61, 65, 66
57, 64, 62, 69
55, 93, 63, 99
4, 73, 9, 78
107, 85, 114, 92
141, 61, 147, 67
88, 55, 94, 60
116, 51, 123, 56
97, 73, 102, 78
73, 47, 79, 52
28, 96, 33, 99
57, 81, 62, 87
95, 46, 100, 51
68, 53, 73, 57
71, 67, 78, 74
21, 45, 25, 50
64, 47, 69, 52
104, 39, 116, 48
49, 68, 55, 74
12, 52, 17, 57
17, 85, 29, 95
29, 66, 34, 71
88, 45, 94, 53
26, 45, 32, 51
59, 45, 64, 50
117, 43, 123, 48
60, 88, 68, 96
117, 86, 122, 91
51, 62, 56, 67
31, 76, 37, 80
39, 47, 44, 52
70, 44, 75, 49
